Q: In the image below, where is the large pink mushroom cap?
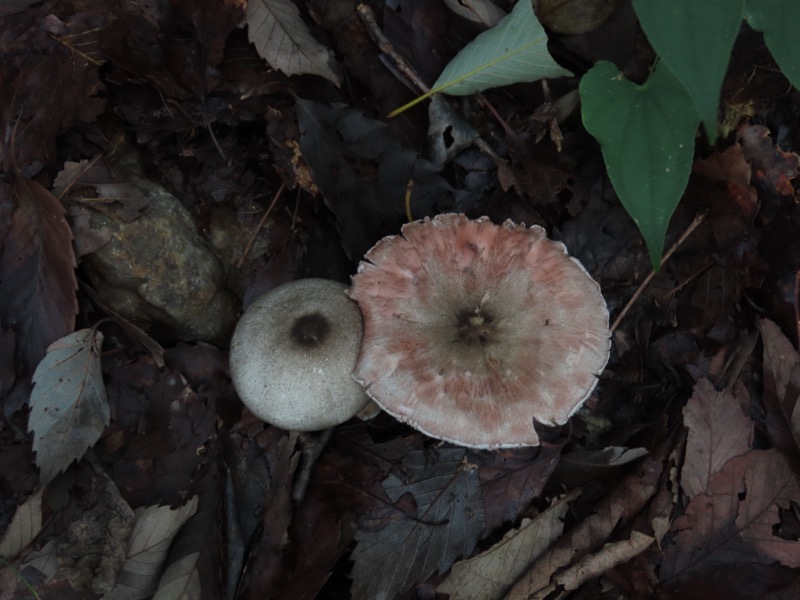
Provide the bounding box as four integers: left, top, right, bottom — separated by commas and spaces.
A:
347, 213, 611, 449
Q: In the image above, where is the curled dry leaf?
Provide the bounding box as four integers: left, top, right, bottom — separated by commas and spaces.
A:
505, 446, 667, 599
28, 329, 108, 486
437, 490, 579, 600
537, 531, 654, 599
247, 0, 340, 86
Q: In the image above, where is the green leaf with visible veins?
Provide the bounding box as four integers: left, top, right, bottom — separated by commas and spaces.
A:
390, 0, 571, 115
580, 61, 699, 269
633, 0, 744, 141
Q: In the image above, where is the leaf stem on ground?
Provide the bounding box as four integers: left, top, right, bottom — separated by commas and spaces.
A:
610, 211, 706, 334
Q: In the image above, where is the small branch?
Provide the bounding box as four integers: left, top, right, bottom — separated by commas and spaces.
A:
356, 4, 430, 94
610, 212, 706, 334
237, 182, 285, 269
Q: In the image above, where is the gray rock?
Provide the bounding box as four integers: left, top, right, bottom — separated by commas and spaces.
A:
65, 155, 237, 345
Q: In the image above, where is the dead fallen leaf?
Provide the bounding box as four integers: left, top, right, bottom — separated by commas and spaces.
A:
437, 489, 579, 600
537, 531, 654, 600
247, 0, 340, 85
351, 448, 484, 600
103, 496, 199, 600
0, 175, 78, 376
478, 443, 562, 532
28, 329, 108, 486
661, 449, 800, 586
759, 318, 800, 456
739, 124, 800, 197
692, 141, 758, 220
296, 97, 453, 259
681, 378, 753, 499
505, 444, 667, 599
0, 487, 44, 560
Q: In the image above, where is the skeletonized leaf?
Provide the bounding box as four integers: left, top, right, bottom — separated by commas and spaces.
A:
28, 329, 108, 485
0, 487, 44, 559
103, 497, 199, 600
432, 0, 572, 95
246, 0, 340, 86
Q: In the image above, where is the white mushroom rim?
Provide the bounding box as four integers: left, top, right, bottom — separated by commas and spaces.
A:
347, 214, 611, 449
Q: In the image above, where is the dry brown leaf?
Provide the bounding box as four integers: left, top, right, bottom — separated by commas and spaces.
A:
759, 318, 800, 455
103, 496, 199, 600
0, 175, 77, 374
534, 531, 655, 600
505, 446, 667, 599
246, 0, 340, 85
661, 449, 800, 586
740, 124, 800, 197
0, 487, 44, 560
681, 378, 753, 499
437, 490, 578, 600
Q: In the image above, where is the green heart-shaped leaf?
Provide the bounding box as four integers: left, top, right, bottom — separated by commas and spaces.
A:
745, 0, 800, 90
633, 0, 744, 141
580, 61, 699, 268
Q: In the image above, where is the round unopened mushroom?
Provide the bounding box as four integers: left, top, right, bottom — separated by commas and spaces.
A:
229, 278, 370, 431
347, 213, 611, 449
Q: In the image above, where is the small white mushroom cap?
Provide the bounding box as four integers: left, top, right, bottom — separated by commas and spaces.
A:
229, 278, 370, 431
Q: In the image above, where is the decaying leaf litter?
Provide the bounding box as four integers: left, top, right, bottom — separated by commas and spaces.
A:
1, 0, 800, 598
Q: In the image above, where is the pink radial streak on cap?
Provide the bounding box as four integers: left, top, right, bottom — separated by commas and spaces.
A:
347, 213, 611, 449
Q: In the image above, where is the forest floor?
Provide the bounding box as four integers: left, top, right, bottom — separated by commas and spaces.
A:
1, 1, 800, 599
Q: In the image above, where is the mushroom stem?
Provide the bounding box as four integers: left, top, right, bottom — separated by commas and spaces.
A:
292, 428, 334, 502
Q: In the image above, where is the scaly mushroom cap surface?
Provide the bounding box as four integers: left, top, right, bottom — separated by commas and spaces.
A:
230, 279, 369, 431
347, 214, 611, 448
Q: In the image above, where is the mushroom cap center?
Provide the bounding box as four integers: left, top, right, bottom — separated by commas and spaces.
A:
455, 307, 497, 347
291, 313, 331, 348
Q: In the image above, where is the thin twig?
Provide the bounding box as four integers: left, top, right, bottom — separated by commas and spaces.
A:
356, 4, 430, 94
610, 212, 706, 334
236, 182, 285, 269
